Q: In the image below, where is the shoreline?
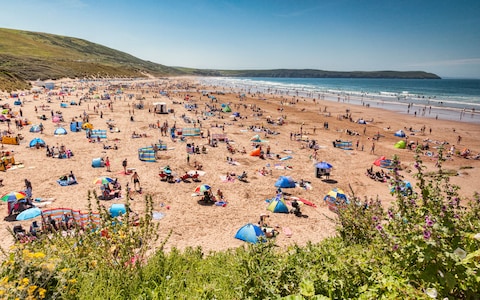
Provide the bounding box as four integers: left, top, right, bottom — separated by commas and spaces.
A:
198, 77, 480, 124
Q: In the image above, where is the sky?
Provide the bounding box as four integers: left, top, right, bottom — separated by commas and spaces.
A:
1, 0, 480, 79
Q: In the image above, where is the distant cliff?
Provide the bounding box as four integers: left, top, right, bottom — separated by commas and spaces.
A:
187, 69, 441, 79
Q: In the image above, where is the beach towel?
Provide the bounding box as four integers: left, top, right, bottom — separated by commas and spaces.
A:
57, 180, 78, 186
220, 175, 235, 182
280, 156, 292, 161
187, 170, 206, 176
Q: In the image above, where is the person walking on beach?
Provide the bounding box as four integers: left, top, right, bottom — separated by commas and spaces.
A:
122, 158, 128, 173
131, 172, 140, 190
370, 142, 375, 154
105, 157, 111, 172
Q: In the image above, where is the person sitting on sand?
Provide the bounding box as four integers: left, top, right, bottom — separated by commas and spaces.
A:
217, 189, 224, 200
263, 227, 278, 238
258, 213, 269, 227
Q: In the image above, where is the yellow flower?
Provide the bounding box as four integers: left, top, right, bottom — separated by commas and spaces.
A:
68, 279, 77, 284
28, 285, 37, 295
61, 268, 70, 273
38, 288, 46, 299
33, 252, 46, 259
21, 277, 29, 286
0, 276, 9, 284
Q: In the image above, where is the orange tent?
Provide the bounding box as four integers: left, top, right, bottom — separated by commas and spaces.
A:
250, 148, 261, 156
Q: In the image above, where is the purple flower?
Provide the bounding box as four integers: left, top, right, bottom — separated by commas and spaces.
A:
388, 210, 394, 219
376, 224, 383, 231
372, 216, 378, 222
423, 230, 431, 240
392, 244, 399, 251
425, 216, 434, 227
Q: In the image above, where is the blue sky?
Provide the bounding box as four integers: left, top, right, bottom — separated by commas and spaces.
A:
1, 0, 480, 78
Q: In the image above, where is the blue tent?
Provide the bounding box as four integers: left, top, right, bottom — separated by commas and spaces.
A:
266, 196, 289, 213
109, 203, 126, 217
30, 125, 41, 132
274, 176, 296, 188
29, 138, 46, 148
54, 127, 67, 135
394, 130, 406, 137
235, 223, 266, 244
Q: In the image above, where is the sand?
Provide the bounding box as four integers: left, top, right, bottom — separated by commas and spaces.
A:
1, 76, 479, 254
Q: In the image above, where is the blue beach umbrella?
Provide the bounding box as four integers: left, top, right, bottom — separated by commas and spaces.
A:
315, 161, 333, 169
16, 207, 42, 221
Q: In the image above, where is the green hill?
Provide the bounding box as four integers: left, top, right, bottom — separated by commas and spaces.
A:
0, 27, 441, 92
0, 28, 185, 91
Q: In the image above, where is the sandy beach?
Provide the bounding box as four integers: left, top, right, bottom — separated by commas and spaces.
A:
1, 76, 480, 253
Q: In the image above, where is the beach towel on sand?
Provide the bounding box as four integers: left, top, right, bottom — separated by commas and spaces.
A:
220, 175, 235, 182
57, 180, 78, 186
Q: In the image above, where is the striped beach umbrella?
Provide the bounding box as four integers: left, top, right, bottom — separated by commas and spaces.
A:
1, 191, 27, 202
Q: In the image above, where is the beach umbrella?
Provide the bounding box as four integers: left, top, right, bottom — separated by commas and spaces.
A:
194, 184, 211, 193
234, 223, 266, 244
324, 188, 349, 204
93, 177, 115, 185
16, 207, 42, 221
373, 156, 386, 166
315, 161, 333, 169
1, 191, 27, 202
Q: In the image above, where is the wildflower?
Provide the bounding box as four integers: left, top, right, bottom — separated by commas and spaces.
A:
388, 210, 394, 219
423, 230, 431, 240
453, 248, 467, 259
38, 288, 46, 299
425, 287, 437, 298
28, 285, 37, 294
21, 277, 29, 286
372, 216, 378, 222
392, 244, 399, 251
376, 224, 383, 231
425, 216, 434, 227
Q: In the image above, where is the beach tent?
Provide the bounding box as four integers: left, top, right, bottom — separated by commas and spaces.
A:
266, 196, 289, 213
70, 121, 83, 132
92, 158, 105, 168
234, 223, 266, 244
394, 130, 406, 137
29, 138, 46, 148
373, 156, 395, 169
324, 188, 350, 212
249, 148, 261, 156
222, 105, 231, 113
153, 102, 168, 114
54, 127, 67, 135
394, 140, 406, 149
274, 176, 296, 188
82, 123, 93, 130
109, 203, 126, 217
30, 125, 41, 132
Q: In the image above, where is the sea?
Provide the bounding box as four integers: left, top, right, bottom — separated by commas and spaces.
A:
198, 77, 480, 124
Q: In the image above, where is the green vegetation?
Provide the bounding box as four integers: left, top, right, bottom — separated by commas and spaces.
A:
0, 149, 478, 299
1, 27, 440, 92
184, 68, 441, 79
0, 28, 185, 92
